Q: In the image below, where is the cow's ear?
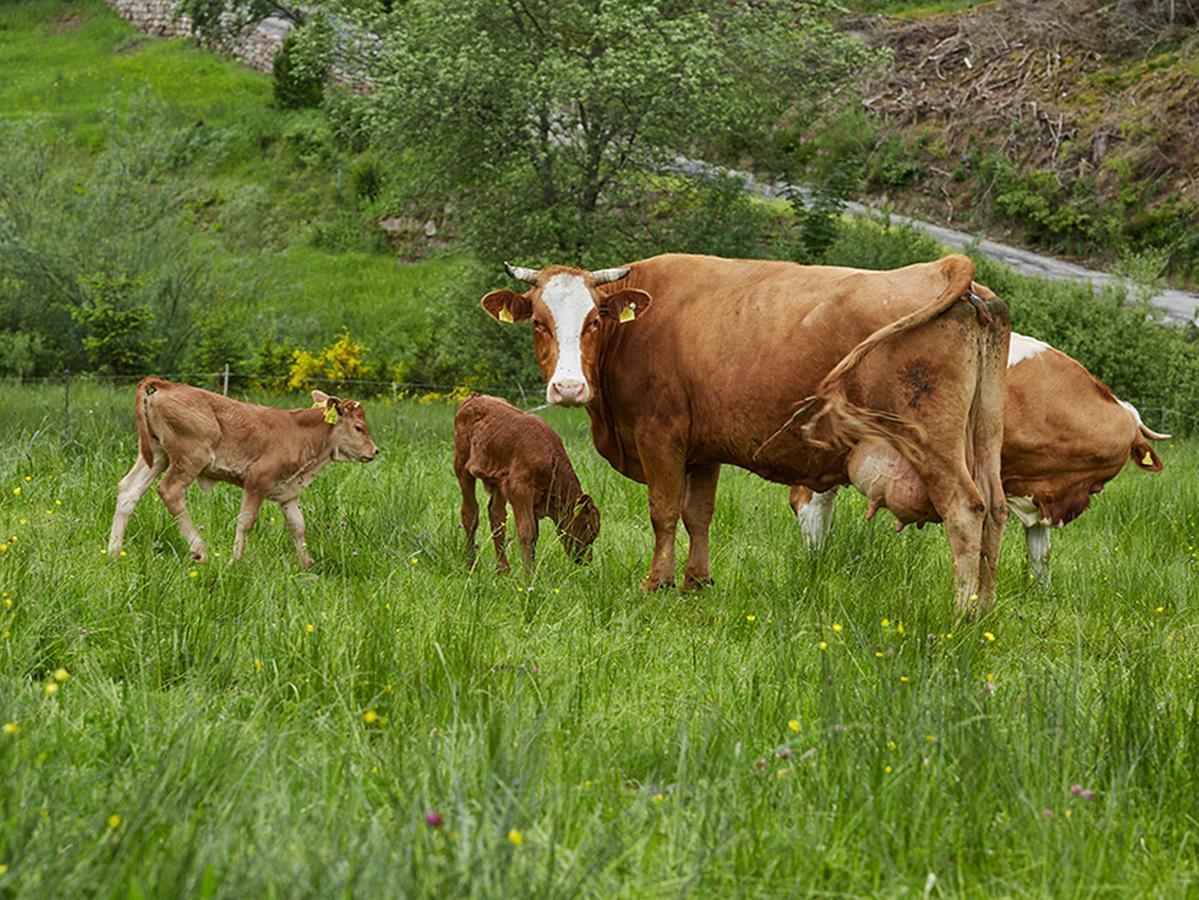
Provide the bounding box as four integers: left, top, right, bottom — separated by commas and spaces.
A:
1133, 438, 1163, 472
598, 288, 652, 324
481, 290, 533, 324
312, 389, 330, 407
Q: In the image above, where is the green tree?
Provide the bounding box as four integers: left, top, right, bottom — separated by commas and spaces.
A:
342, 0, 877, 261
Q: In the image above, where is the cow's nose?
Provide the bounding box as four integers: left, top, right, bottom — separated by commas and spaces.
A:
549, 379, 588, 405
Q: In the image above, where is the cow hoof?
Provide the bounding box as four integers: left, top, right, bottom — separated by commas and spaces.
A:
301, 556, 314, 569
191, 550, 207, 563
640, 577, 675, 592
681, 576, 714, 591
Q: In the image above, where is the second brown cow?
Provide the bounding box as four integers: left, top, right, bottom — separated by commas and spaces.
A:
454, 394, 600, 571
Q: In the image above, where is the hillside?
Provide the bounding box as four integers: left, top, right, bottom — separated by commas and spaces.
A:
823, 0, 1199, 284
0, 0, 465, 383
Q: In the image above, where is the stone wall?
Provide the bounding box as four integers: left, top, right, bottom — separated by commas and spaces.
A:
103, 0, 293, 74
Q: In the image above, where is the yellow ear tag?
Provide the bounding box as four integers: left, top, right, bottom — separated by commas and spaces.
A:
619, 304, 635, 323
1143, 451, 1153, 466
324, 407, 340, 425
499, 307, 514, 323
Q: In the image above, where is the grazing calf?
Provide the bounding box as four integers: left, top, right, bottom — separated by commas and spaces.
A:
454, 394, 600, 571
108, 377, 379, 566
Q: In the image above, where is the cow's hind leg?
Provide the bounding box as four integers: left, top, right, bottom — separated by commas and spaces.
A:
108, 453, 166, 556
280, 499, 313, 568
156, 465, 206, 561
233, 489, 265, 562
508, 489, 539, 571
971, 305, 1010, 613
927, 467, 988, 616
681, 464, 720, 590
1025, 523, 1051, 584
793, 486, 838, 552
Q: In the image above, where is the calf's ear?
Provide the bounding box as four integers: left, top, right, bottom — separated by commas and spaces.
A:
312, 389, 330, 406
599, 289, 652, 323
481, 290, 533, 324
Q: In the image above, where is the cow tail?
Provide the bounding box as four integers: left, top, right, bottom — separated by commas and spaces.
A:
802, 254, 978, 462
136, 376, 168, 466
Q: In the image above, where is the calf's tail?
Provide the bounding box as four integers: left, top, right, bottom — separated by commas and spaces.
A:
135, 376, 169, 466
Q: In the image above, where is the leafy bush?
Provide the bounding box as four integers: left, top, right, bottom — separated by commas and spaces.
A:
272, 24, 329, 111
70, 273, 164, 375
288, 328, 375, 392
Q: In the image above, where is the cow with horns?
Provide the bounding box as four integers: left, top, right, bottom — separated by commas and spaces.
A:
482, 254, 1011, 615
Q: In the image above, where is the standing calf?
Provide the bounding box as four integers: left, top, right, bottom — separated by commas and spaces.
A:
454, 394, 600, 571
108, 377, 379, 566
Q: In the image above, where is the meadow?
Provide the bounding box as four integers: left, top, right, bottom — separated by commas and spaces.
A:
1, 382, 1198, 896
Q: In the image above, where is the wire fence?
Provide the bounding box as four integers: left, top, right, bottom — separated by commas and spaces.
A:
4, 371, 1196, 436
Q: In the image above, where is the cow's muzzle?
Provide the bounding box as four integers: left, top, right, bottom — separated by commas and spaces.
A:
548, 379, 590, 406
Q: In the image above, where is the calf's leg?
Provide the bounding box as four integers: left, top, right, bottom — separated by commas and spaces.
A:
108, 453, 166, 556
280, 498, 313, 568
457, 466, 480, 567
157, 466, 207, 561
681, 464, 720, 590
509, 491, 539, 570
486, 488, 510, 574
233, 489, 265, 562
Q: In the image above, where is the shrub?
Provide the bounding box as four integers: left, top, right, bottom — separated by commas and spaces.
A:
288, 328, 374, 392
70, 273, 163, 375
272, 24, 329, 111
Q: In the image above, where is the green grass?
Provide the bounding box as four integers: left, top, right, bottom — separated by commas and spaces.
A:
1, 383, 1198, 896
844, 0, 996, 19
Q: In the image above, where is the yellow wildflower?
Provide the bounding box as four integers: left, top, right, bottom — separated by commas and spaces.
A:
254, 659, 263, 672
107, 814, 121, 829
983, 632, 996, 642
44, 683, 59, 696
899, 675, 909, 684
818, 641, 828, 651
11, 487, 20, 496
363, 709, 379, 725
305, 623, 315, 634
897, 622, 905, 635
874, 651, 884, 658
832, 623, 842, 633
788, 719, 801, 733
187, 570, 198, 579
884, 765, 893, 774
52, 668, 69, 683
651, 793, 664, 805
881, 618, 890, 628
507, 828, 523, 847
2, 723, 18, 736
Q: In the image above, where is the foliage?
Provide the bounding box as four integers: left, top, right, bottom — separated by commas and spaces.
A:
70, 273, 165, 375
272, 19, 332, 111
176, 0, 302, 45
288, 328, 374, 391
0, 387, 1198, 894
344, 0, 876, 261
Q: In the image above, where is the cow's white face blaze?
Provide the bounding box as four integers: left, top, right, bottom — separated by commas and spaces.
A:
541, 273, 598, 405
480, 264, 652, 408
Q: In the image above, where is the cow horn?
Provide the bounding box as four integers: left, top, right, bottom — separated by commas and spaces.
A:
504, 262, 540, 284
590, 267, 629, 285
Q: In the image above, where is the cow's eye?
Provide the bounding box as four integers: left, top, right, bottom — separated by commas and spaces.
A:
585, 317, 600, 332
355, 425, 365, 434
533, 321, 548, 334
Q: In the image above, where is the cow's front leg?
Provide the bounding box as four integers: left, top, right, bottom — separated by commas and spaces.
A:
233, 489, 265, 563
280, 498, 313, 568
636, 439, 686, 591
681, 464, 720, 590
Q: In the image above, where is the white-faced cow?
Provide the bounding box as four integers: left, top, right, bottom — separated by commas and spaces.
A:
789, 332, 1169, 581
108, 377, 379, 567
454, 393, 600, 571
481, 253, 1011, 615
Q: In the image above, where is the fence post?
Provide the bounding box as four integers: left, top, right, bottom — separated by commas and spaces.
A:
222, 363, 230, 396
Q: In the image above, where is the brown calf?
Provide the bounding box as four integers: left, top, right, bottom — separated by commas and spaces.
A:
108, 377, 379, 566
454, 394, 599, 571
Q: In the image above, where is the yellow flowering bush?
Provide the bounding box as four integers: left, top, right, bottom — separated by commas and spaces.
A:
288, 329, 375, 392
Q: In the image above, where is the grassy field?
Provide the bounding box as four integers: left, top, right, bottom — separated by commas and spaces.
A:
1, 382, 1197, 896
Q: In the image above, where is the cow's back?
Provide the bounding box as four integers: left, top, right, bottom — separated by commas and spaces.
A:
455, 395, 567, 483
594, 253, 985, 483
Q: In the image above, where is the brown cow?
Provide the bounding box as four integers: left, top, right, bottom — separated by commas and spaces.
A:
454, 394, 599, 571
788, 332, 1170, 581
480, 253, 1011, 614
107, 377, 379, 566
